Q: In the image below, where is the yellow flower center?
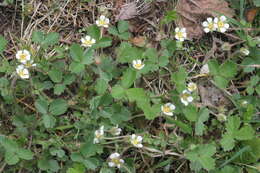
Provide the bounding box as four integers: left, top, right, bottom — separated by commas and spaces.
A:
208, 23, 214, 30
176, 32, 183, 38
96, 133, 102, 139
132, 139, 139, 145
20, 53, 27, 61
111, 158, 121, 165
134, 63, 142, 69
83, 40, 92, 45
163, 106, 171, 113
188, 85, 196, 91
181, 93, 190, 101
18, 70, 25, 77
217, 21, 224, 28
99, 20, 106, 25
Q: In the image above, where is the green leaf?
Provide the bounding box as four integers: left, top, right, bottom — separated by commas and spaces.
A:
0, 35, 8, 54
158, 50, 170, 67
80, 136, 103, 157
32, 31, 44, 44
82, 157, 100, 170
183, 105, 197, 122
234, 125, 255, 140
142, 104, 161, 120
121, 68, 136, 88
43, 114, 56, 128
87, 25, 100, 40
171, 67, 187, 93
38, 159, 60, 172
5, 150, 19, 165
108, 104, 131, 124
208, 59, 219, 75
17, 149, 33, 160
220, 116, 254, 151
54, 84, 66, 95
214, 76, 229, 89
108, 26, 119, 36
100, 167, 115, 173
220, 133, 235, 151
241, 138, 260, 163
185, 144, 216, 171
199, 157, 216, 172
70, 44, 83, 62
165, 117, 192, 134
67, 163, 86, 173
126, 88, 148, 103
49, 99, 68, 116
95, 79, 108, 95
143, 48, 157, 62
220, 60, 237, 78
0, 137, 19, 152
118, 20, 129, 33
82, 49, 94, 65
50, 148, 65, 158
118, 32, 130, 40
49, 68, 63, 83
63, 74, 76, 85
126, 88, 158, 119
161, 10, 177, 24
195, 108, 209, 136
35, 99, 49, 114
94, 37, 112, 48
69, 62, 85, 73
116, 42, 143, 63
111, 85, 125, 99
42, 32, 59, 48
226, 116, 241, 133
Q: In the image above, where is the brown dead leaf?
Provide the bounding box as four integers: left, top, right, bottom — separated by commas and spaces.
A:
198, 81, 232, 108
176, 0, 235, 39
130, 36, 147, 47
115, 2, 138, 21
246, 7, 259, 23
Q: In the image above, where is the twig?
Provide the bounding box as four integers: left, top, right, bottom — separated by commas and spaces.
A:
0, 163, 6, 173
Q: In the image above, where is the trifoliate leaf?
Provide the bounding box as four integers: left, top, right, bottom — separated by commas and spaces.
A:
185, 144, 216, 171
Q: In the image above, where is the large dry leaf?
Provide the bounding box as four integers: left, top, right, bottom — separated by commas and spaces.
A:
116, 2, 138, 21
198, 82, 232, 108
176, 0, 235, 39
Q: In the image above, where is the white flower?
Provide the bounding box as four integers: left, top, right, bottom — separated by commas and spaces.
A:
110, 125, 122, 136
108, 152, 124, 168
175, 27, 187, 41
200, 64, 209, 74
132, 59, 145, 70
241, 100, 248, 106
187, 82, 197, 92
202, 17, 216, 33
214, 16, 229, 33
161, 103, 175, 116
240, 48, 250, 56
130, 134, 143, 148
81, 35, 96, 47
16, 65, 29, 79
23, 60, 36, 68
93, 126, 104, 144
180, 90, 193, 106
96, 15, 109, 28
16, 50, 31, 63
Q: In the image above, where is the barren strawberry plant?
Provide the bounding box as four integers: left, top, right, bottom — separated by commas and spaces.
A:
0, 0, 259, 173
